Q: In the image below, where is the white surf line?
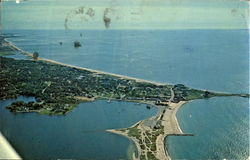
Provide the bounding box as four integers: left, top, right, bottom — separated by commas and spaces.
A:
4, 38, 168, 87
40, 57, 166, 86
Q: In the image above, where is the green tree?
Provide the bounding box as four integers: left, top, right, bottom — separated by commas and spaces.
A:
204, 91, 210, 98
33, 52, 39, 60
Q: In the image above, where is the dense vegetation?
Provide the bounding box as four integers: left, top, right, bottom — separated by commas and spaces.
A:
0, 57, 246, 115
0, 52, 15, 56
0, 36, 16, 56
125, 123, 164, 160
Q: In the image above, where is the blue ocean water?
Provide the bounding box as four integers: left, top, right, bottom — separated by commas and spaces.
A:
1, 29, 249, 159
0, 97, 156, 160
167, 97, 249, 160
4, 29, 248, 94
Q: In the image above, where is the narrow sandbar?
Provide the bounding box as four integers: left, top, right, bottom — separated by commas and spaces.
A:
107, 101, 190, 160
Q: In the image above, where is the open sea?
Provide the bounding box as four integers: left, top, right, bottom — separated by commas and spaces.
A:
0, 29, 249, 159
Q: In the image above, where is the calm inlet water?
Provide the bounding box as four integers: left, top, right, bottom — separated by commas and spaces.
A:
1, 29, 249, 159
167, 97, 249, 160
0, 97, 157, 160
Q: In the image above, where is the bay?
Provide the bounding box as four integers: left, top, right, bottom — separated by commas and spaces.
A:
1, 29, 249, 159
0, 96, 157, 160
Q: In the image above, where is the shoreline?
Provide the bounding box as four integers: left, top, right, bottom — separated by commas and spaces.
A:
1, 39, 200, 159
107, 121, 143, 160
156, 101, 190, 160
3, 37, 247, 160
162, 101, 189, 160
107, 101, 190, 160
2, 39, 185, 159
4, 38, 167, 87
4, 38, 248, 98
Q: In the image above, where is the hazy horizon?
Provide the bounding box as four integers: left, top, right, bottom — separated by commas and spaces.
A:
1, 0, 249, 30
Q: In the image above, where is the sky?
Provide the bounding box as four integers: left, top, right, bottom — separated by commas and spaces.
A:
0, 0, 249, 30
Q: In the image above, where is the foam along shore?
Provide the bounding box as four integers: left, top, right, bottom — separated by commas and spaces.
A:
0, 132, 22, 160
4, 38, 166, 87
107, 101, 191, 160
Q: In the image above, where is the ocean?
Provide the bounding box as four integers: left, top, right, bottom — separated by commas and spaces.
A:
1, 29, 249, 159
167, 97, 249, 160
0, 96, 157, 159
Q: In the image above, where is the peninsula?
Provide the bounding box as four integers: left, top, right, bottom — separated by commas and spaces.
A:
1, 56, 245, 115
0, 38, 248, 160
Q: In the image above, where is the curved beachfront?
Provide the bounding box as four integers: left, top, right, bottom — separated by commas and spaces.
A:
107, 101, 190, 160
2, 38, 248, 160
4, 38, 191, 160
4, 38, 166, 87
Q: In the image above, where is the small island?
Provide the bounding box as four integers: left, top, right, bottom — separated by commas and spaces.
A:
0, 37, 248, 160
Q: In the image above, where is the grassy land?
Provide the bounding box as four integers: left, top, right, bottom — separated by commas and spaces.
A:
125, 124, 164, 160
128, 124, 141, 140
0, 57, 248, 115
39, 104, 76, 115
0, 52, 15, 56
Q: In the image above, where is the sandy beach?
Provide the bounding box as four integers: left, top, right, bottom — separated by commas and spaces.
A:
4, 38, 167, 87
107, 101, 190, 160
4, 38, 190, 160
160, 101, 188, 160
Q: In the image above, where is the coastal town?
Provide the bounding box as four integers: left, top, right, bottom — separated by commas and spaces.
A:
0, 56, 240, 115
0, 37, 248, 160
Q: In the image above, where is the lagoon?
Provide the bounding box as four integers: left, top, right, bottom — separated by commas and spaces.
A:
0, 96, 157, 160
1, 29, 249, 159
